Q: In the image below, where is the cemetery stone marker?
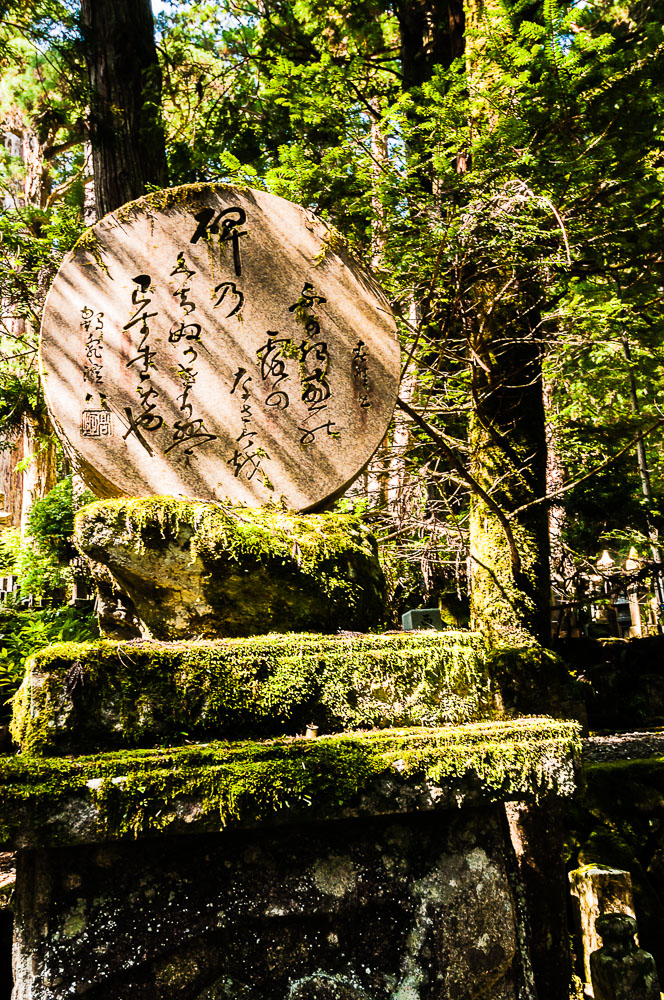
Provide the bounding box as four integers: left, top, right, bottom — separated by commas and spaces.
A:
40, 184, 400, 511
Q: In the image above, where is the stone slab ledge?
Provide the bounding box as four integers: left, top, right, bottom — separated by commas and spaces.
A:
12, 630, 489, 755
0, 717, 581, 848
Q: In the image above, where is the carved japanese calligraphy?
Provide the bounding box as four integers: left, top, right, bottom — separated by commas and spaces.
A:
40, 184, 400, 510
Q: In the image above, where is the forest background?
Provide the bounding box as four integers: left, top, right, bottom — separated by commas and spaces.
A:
0, 0, 663, 696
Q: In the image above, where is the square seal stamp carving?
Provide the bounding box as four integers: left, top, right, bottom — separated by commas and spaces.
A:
80, 410, 112, 438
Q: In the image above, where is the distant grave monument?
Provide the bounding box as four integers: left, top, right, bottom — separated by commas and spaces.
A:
40, 184, 400, 510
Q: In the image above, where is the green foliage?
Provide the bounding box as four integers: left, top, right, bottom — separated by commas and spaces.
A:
146, 0, 664, 617
16, 476, 95, 600
26, 475, 93, 560
0, 12, 85, 458
0, 605, 97, 716
0, 717, 580, 844
0, 528, 20, 575
15, 543, 70, 602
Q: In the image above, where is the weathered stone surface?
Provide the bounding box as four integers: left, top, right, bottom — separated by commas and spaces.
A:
74, 497, 387, 640
568, 865, 636, 987
40, 184, 400, 512
11, 809, 526, 1000
590, 913, 660, 1000
0, 721, 581, 848
11, 631, 490, 754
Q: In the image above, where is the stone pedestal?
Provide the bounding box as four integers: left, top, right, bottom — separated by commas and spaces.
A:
14, 809, 525, 1000
0, 720, 580, 999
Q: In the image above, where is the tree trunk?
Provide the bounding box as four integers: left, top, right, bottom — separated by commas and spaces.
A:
395, 0, 464, 91
394, 0, 551, 644
543, 375, 567, 574
461, 0, 551, 645
622, 335, 664, 626
468, 288, 550, 644
0, 431, 23, 528
79, 0, 168, 217
3, 110, 51, 210
505, 801, 571, 1000
394, 0, 465, 196
20, 413, 58, 537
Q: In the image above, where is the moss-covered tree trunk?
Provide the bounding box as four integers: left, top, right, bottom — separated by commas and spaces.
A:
79, 0, 168, 217
19, 410, 58, 537
468, 285, 550, 644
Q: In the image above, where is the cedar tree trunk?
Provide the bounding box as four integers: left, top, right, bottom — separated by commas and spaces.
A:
468, 286, 550, 644
80, 0, 168, 216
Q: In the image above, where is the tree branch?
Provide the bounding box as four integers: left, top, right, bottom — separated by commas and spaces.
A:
396, 395, 522, 576
508, 417, 664, 519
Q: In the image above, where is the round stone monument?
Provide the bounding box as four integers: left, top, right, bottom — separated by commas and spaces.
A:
40, 184, 400, 511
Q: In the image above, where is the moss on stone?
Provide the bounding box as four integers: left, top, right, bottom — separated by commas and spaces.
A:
74, 498, 387, 639
11, 630, 490, 755
110, 182, 248, 229
72, 183, 249, 280
486, 643, 581, 716
76, 496, 374, 586
312, 224, 349, 268
0, 718, 580, 845
73, 227, 111, 273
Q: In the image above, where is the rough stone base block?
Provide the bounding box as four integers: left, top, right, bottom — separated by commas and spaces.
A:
13, 808, 529, 1000
74, 499, 387, 641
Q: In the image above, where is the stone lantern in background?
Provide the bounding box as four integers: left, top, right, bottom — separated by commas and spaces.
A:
624, 547, 643, 638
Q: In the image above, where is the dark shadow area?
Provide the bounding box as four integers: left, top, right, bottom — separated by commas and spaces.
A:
0, 906, 12, 998
555, 636, 664, 730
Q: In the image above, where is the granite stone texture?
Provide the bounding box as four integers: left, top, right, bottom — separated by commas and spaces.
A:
73, 498, 387, 641
12, 809, 530, 1000
40, 184, 400, 511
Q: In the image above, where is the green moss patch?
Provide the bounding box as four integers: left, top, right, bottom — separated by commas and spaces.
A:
74, 495, 380, 583
11, 631, 490, 755
0, 718, 581, 846
74, 498, 387, 639
73, 183, 242, 267
487, 643, 582, 717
